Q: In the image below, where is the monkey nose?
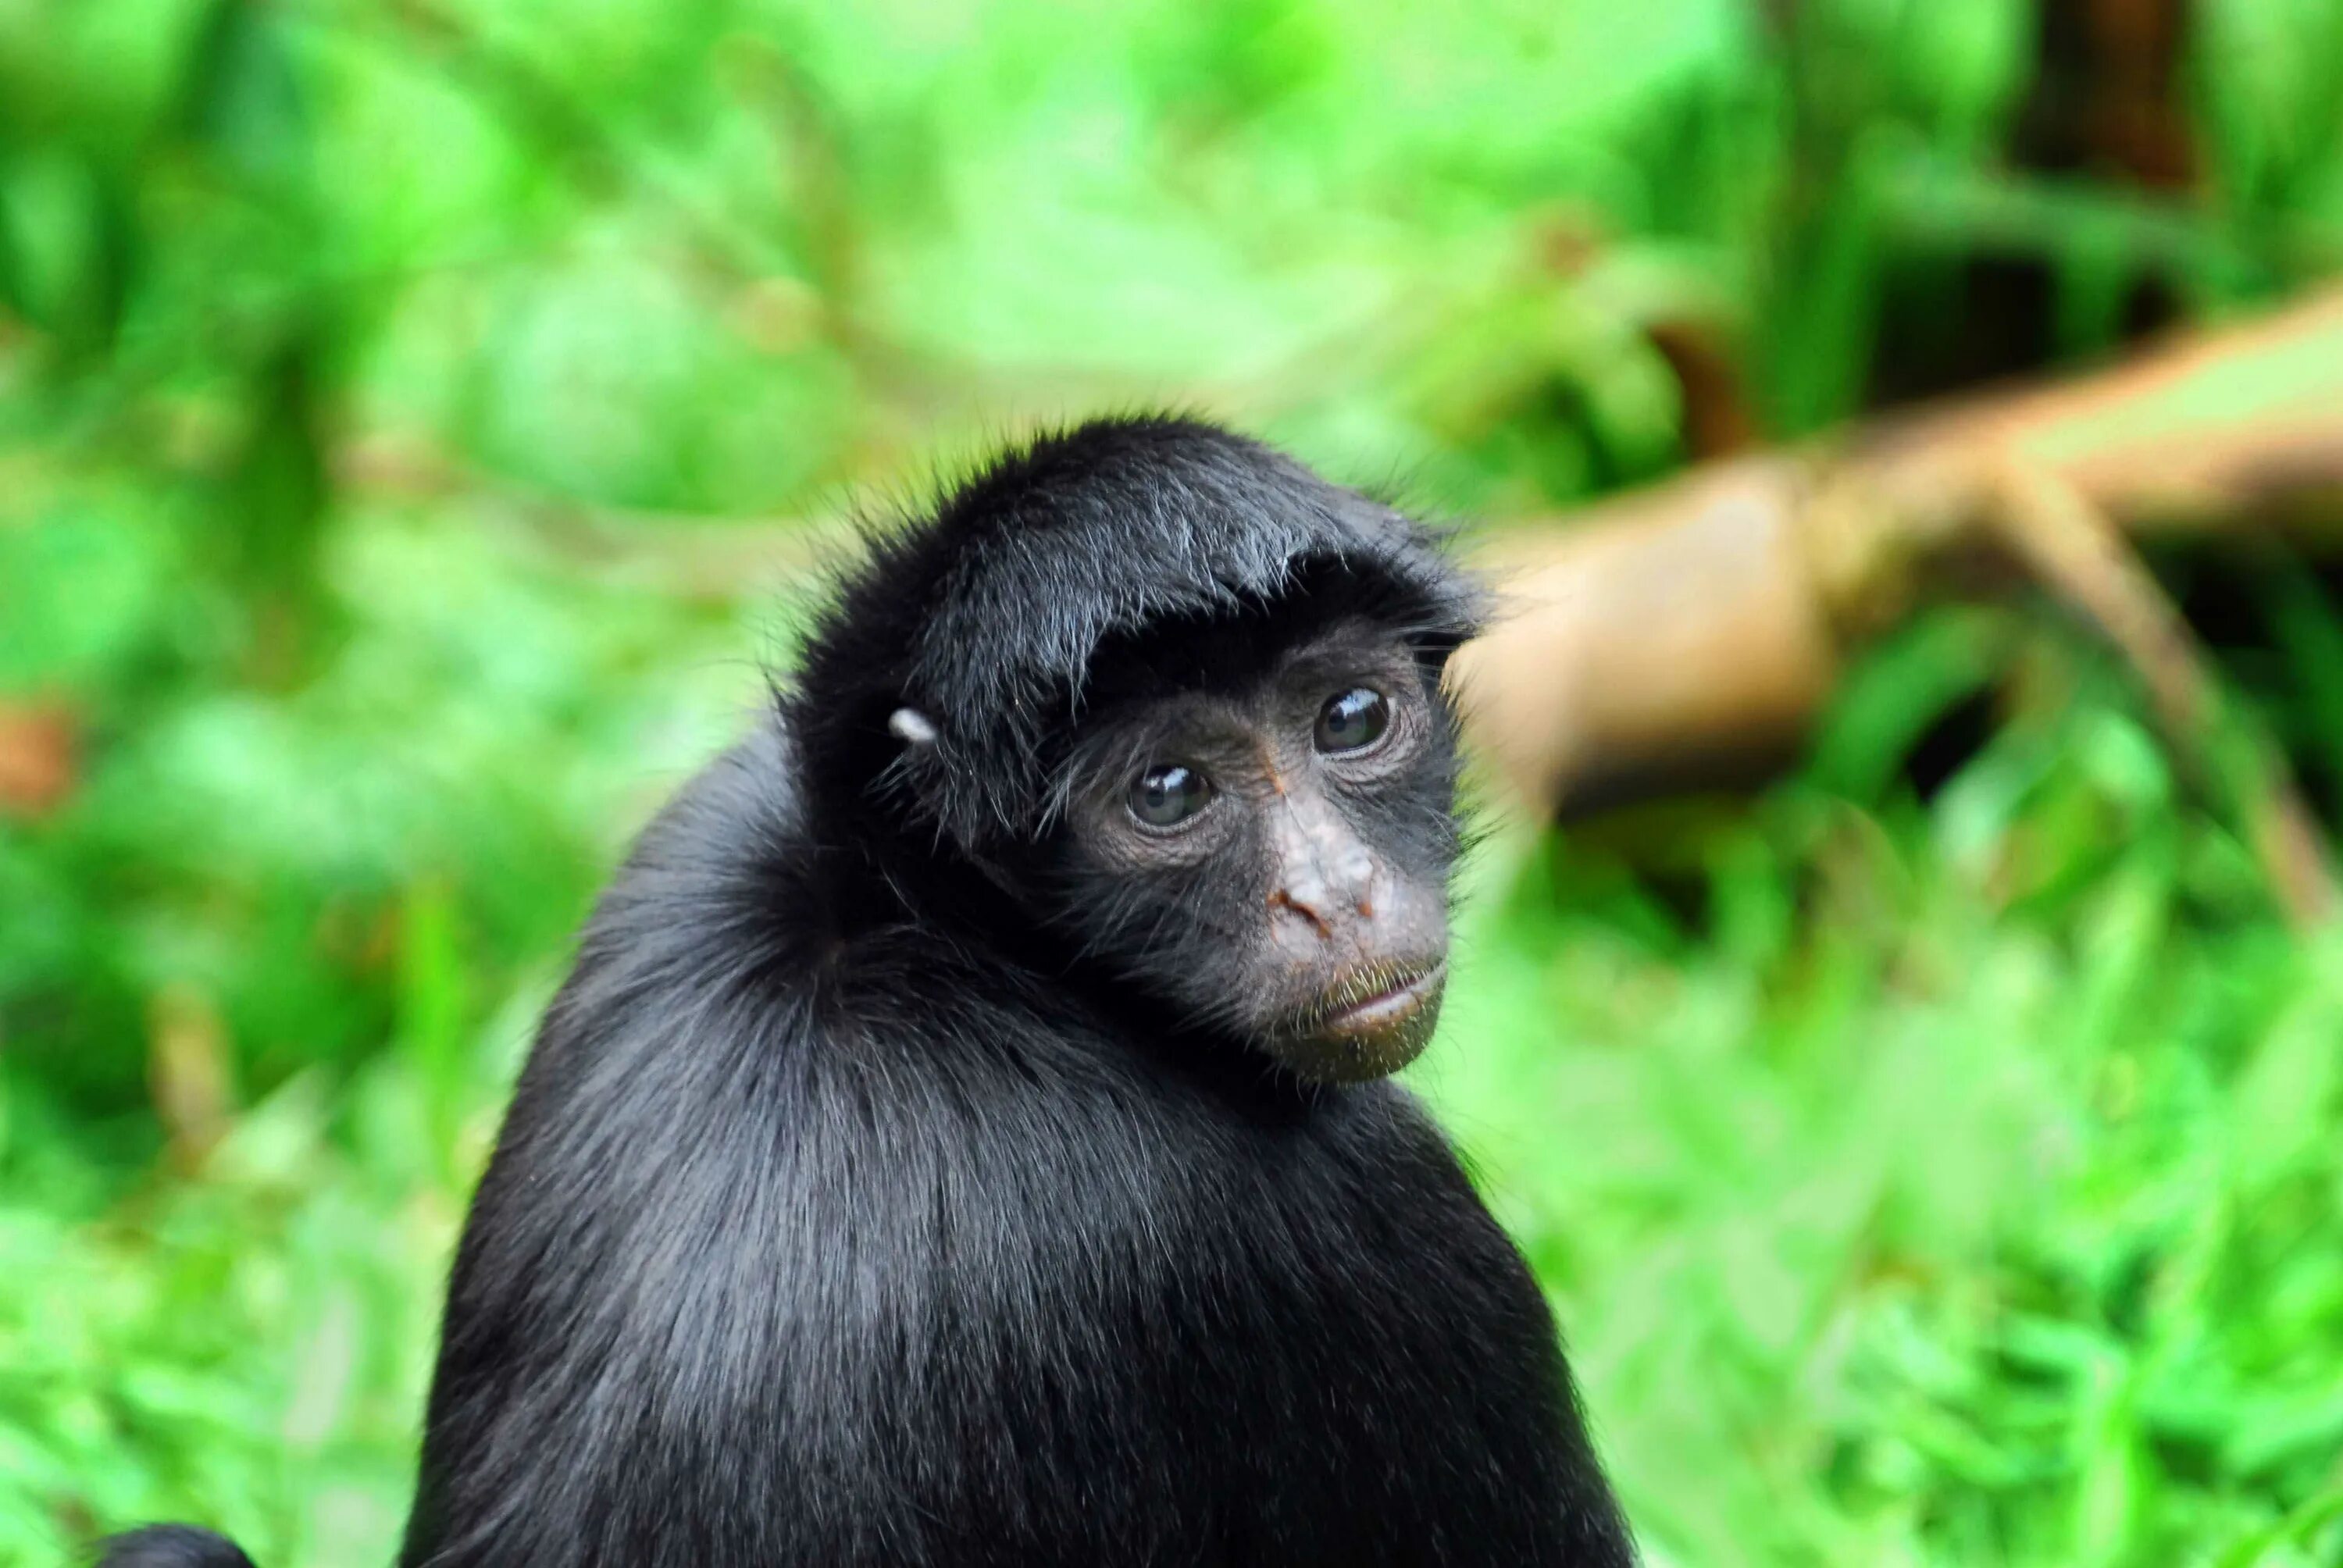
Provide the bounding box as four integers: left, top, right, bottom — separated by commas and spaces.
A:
1267, 804, 1375, 941
1269, 882, 1338, 940
1269, 864, 1376, 943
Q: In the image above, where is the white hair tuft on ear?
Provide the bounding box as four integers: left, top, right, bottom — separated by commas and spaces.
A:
888, 707, 939, 746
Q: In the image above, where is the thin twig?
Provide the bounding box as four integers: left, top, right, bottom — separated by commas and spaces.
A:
1987, 460, 2339, 928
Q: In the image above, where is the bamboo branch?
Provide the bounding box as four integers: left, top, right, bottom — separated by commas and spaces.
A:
1452, 290, 2343, 825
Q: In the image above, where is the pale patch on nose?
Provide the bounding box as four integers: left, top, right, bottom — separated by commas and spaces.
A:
1336, 846, 1375, 918
1268, 796, 1378, 945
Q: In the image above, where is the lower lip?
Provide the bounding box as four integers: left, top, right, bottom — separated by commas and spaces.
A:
1321, 962, 1447, 1036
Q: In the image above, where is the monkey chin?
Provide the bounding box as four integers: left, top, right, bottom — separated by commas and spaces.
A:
1269, 961, 1448, 1085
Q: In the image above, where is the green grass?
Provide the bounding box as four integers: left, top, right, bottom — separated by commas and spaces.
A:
6, 0, 2343, 1563
1438, 804, 2343, 1566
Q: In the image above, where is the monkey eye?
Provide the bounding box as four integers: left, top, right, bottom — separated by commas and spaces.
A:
1314, 687, 1390, 754
1128, 764, 1213, 829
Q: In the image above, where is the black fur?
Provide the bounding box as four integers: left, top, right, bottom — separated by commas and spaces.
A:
104, 418, 1634, 1568
95, 1527, 255, 1567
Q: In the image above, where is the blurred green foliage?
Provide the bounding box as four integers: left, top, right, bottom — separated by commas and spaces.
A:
5, 0, 2343, 1563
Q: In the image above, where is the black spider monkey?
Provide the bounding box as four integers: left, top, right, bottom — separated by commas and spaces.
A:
102, 418, 1635, 1567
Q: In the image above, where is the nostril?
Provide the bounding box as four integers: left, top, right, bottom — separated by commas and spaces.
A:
1268, 887, 1335, 940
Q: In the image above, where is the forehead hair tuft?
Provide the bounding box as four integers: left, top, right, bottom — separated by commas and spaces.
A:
789, 416, 1485, 853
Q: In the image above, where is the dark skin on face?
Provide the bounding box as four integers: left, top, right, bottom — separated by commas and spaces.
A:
1044, 618, 1463, 1085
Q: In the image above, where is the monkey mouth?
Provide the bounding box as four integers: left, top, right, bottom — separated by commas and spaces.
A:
1314, 960, 1446, 1036
1267, 959, 1449, 1084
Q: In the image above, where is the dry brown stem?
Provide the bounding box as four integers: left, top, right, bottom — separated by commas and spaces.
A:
1452, 291, 2343, 848
1983, 461, 2338, 927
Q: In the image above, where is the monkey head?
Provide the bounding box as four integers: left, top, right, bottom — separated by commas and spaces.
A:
1031, 593, 1467, 1083
792, 417, 1484, 1085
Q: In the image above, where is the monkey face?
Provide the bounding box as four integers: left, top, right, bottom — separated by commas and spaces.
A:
1042, 616, 1465, 1085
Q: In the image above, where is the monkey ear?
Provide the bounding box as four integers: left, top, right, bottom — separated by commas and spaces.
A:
888, 706, 939, 747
